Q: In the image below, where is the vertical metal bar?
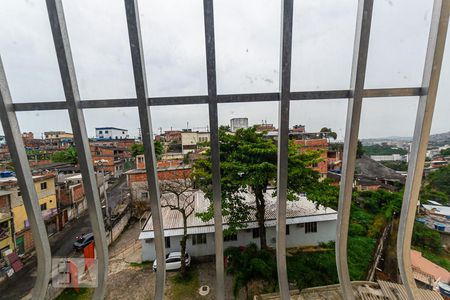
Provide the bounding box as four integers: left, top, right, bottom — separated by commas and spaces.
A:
202, 1, 224, 299
276, 0, 294, 298
0, 57, 51, 300
336, 0, 373, 299
124, 1, 166, 299
397, 0, 450, 298
45, 1, 109, 299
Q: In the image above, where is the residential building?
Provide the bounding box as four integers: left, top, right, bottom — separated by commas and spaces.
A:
43, 131, 74, 140
370, 154, 405, 162
139, 190, 337, 261
410, 250, 450, 290
181, 131, 210, 154
95, 127, 129, 140
57, 172, 108, 221
21, 132, 34, 141
230, 117, 248, 132
255, 123, 276, 132
91, 145, 126, 177
90, 138, 135, 155
0, 174, 58, 254
0, 191, 14, 258
125, 156, 191, 202
294, 138, 328, 176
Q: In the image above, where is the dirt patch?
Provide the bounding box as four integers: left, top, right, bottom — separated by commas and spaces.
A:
106, 264, 155, 300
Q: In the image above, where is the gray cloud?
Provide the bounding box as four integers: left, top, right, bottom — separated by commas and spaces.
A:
0, 0, 449, 140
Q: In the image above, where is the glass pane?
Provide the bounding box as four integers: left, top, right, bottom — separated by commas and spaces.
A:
365, 0, 433, 88
0, 1, 65, 103
291, 0, 358, 91
215, 0, 280, 94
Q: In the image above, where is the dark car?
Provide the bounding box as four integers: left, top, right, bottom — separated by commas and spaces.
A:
73, 233, 94, 251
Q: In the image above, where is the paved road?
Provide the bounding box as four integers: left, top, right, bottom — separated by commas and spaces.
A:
0, 213, 91, 300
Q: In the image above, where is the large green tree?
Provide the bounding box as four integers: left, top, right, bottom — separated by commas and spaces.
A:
51, 146, 78, 164
194, 126, 337, 249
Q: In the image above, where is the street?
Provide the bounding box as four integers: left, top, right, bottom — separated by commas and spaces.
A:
0, 213, 91, 299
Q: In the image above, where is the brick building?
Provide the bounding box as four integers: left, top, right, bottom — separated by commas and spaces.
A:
90, 145, 126, 177
293, 138, 329, 176
126, 155, 191, 202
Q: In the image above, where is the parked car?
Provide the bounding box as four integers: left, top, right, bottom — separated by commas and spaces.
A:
152, 252, 191, 272
73, 233, 94, 251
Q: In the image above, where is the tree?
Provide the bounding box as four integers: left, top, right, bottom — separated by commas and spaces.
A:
356, 140, 364, 158
320, 127, 337, 141
159, 170, 195, 277
194, 126, 337, 249
130, 140, 163, 157
422, 165, 450, 204
51, 146, 78, 164
440, 148, 450, 156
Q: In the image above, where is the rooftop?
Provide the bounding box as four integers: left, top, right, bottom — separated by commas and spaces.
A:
140, 190, 336, 239
257, 280, 443, 300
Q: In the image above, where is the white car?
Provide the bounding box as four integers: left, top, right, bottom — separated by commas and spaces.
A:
152, 252, 191, 271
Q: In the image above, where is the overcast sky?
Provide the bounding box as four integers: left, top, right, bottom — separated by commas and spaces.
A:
0, 0, 449, 140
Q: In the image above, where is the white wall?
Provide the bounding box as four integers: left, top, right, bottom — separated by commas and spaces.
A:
141, 219, 337, 261
96, 128, 129, 140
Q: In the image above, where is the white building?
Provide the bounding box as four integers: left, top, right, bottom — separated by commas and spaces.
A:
230, 118, 249, 132
95, 127, 129, 140
370, 154, 405, 162
139, 190, 337, 261
181, 131, 210, 154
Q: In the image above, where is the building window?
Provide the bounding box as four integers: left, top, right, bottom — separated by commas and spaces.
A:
286, 224, 290, 235
224, 233, 237, 242
40, 182, 47, 190
99, 130, 103, 134
192, 233, 207, 245
165, 236, 171, 248
18, 191, 21, 197
252, 228, 260, 239
40, 203, 47, 211
141, 192, 149, 199
305, 222, 317, 234
105, 130, 109, 134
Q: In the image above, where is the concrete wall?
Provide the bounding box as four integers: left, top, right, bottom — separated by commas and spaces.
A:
142, 219, 336, 261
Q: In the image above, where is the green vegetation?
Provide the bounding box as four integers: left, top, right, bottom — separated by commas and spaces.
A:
441, 148, 450, 156
362, 144, 407, 156
130, 140, 163, 157
194, 126, 338, 248
168, 270, 200, 300
55, 288, 93, 300
319, 127, 337, 140
51, 146, 78, 164
422, 165, 450, 204
412, 222, 443, 254
225, 237, 376, 297
380, 161, 408, 171
26, 149, 51, 160
412, 222, 449, 271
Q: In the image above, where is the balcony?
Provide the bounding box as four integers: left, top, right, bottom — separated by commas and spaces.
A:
0, 0, 449, 299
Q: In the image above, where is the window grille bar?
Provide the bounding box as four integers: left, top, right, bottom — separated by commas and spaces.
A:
12, 87, 423, 112
0, 56, 52, 300
336, 0, 373, 299
397, 0, 450, 298
276, 0, 294, 298
202, 1, 225, 299
45, 1, 109, 298
124, 1, 166, 299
